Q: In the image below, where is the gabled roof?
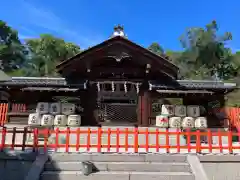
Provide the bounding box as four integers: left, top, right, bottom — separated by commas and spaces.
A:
56, 36, 179, 76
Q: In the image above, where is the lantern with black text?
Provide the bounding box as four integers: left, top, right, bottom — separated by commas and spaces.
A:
41, 114, 54, 126
169, 117, 182, 128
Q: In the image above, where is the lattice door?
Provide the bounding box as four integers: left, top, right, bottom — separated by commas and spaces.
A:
98, 103, 137, 123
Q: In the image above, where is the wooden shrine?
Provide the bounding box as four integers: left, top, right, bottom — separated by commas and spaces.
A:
0, 25, 237, 127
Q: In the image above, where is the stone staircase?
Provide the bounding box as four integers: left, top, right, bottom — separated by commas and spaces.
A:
40, 154, 195, 180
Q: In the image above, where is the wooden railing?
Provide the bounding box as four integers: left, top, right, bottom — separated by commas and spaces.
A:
1, 127, 240, 154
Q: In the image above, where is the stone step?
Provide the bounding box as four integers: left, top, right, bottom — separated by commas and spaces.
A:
41, 171, 195, 180
44, 161, 191, 172
49, 154, 187, 162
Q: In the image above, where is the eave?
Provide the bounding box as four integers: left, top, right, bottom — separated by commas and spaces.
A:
56, 36, 179, 77
0, 77, 237, 94
149, 80, 237, 93
0, 77, 87, 89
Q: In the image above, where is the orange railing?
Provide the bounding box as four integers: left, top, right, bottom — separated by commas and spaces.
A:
0, 103, 8, 126
0, 103, 27, 126
1, 127, 240, 154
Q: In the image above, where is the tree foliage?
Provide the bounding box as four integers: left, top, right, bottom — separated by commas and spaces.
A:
0, 20, 27, 72
0, 19, 239, 85
25, 34, 81, 76
148, 42, 164, 56
177, 20, 237, 80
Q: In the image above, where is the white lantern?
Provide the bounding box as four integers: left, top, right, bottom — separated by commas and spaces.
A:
175, 105, 186, 117
161, 105, 175, 116
169, 117, 182, 128
195, 117, 207, 129
156, 115, 169, 128
28, 113, 41, 126
61, 103, 75, 115
41, 114, 54, 126
54, 115, 67, 126
182, 117, 195, 128
49, 103, 61, 115
187, 105, 200, 117
67, 115, 81, 126
36, 102, 49, 114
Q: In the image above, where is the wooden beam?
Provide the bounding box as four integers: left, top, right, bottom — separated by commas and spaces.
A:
91, 67, 144, 74
156, 90, 214, 94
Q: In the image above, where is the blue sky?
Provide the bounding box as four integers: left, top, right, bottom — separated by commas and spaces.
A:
1, 0, 240, 51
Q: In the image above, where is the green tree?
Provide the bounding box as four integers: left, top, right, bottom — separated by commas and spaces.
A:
25, 34, 81, 76
0, 20, 26, 73
148, 42, 164, 56
232, 51, 240, 76
178, 20, 237, 80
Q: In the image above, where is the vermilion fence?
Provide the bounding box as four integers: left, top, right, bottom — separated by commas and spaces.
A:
0, 103, 8, 126
1, 127, 240, 154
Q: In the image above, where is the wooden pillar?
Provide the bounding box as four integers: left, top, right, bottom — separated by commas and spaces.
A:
82, 83, 98, 126
142, 91, 150, 127
137, 90, 150, 127
137, 94, 143, 126
218, 94, 225, 108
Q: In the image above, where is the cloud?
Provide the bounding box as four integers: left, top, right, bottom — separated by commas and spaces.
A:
17, 0, 104, 48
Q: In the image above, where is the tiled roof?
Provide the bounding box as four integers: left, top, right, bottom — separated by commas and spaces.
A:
0, 77, 87, 89
149, 80, 237, 90
21, 87, 79, 91
10, 77, 67, 85
178, 80, 236, 89
0, 77, 237, 90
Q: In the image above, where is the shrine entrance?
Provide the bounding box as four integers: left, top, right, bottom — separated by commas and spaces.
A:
98, 103, 137, 125
95, 81, 139, 126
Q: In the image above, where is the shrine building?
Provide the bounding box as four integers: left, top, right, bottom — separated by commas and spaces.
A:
0, 25, 237, 127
